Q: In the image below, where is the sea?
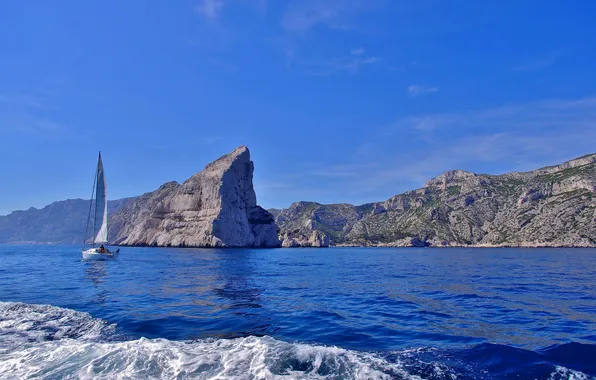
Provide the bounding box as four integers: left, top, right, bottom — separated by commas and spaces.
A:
0, 245, 595, 379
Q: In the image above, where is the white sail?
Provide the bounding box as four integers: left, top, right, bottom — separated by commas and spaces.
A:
94, 153, 108, 244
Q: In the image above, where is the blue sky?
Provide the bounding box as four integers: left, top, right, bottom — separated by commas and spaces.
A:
1, 0, 596, 215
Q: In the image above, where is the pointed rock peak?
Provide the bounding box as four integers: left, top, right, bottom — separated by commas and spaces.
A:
234, 145, 249, 154
225, 145, 250, 159
425, 169, 476, 188
204, 146, 251, 173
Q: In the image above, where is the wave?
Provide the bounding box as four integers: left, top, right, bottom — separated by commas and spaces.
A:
0, 302, 594, 379
0, 302, 418, 379
0, 301, 117, 348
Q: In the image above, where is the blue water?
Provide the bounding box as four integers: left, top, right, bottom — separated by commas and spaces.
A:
1, 245, 595, 379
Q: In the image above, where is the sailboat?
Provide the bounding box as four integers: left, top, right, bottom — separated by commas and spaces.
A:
82, 152, 120, 260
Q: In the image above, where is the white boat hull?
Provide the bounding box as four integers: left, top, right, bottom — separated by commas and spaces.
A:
82, 248, 119, 261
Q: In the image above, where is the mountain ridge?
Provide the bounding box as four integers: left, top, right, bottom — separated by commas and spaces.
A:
0, 198, 134, 244
274, 153, 596, 247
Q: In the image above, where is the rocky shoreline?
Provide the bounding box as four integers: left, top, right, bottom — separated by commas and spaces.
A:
334, 242, 596, 248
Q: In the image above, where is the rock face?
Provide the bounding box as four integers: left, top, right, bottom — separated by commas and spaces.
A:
274, 154, 596, 247
110, 146, 280, 248
281, 229, 331, 248
274, 202, 363, 247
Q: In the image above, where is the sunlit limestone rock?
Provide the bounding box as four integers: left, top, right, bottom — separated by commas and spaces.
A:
376, 237, 430, 247
274, 154, 596, 247
281, 237, 299, 248
280, 229, 330, 248
307, 230, 330, 247
110, 146, 280, 248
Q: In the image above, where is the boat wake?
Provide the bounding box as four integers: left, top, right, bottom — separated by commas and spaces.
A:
0, 302, 594, 379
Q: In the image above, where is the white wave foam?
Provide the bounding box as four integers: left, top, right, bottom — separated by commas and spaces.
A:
3, 302, 592, 380
0, 302, 116, 351
0, 336, 421, 379
549, 365, 592, 380
0, 302, 416, 379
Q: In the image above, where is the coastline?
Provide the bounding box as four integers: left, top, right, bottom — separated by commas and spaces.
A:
334, 242, 596, 249
2, 241, 596, 249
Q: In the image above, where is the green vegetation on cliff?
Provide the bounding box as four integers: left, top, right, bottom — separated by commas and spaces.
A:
274, 154, 596, 247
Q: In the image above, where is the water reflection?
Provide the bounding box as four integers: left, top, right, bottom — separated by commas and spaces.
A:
84, 261, 107, 286
211, 249, 263, 310
83, 261, 110, 307
113, 247, 271, 340
207, 249, 269, 337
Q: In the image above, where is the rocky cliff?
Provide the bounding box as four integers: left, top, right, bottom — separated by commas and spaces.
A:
110, 146, 280, 248
274, 154, 596, 247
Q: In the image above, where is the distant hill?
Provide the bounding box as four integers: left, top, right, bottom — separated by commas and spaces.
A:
274, 154, 596, 247
0, 198, 133, 244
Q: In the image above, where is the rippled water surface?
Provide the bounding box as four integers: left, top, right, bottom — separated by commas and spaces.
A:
1, 245, 595, 379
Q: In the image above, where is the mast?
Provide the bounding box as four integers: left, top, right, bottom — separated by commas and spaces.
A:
93, 152, 108, 245
83, 153, 99, 249
93, 152, 101, 246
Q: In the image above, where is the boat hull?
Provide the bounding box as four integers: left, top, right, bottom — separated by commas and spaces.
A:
82, 248, 119, 261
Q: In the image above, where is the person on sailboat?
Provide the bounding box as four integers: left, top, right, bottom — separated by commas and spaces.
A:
99, 245, 105, 253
